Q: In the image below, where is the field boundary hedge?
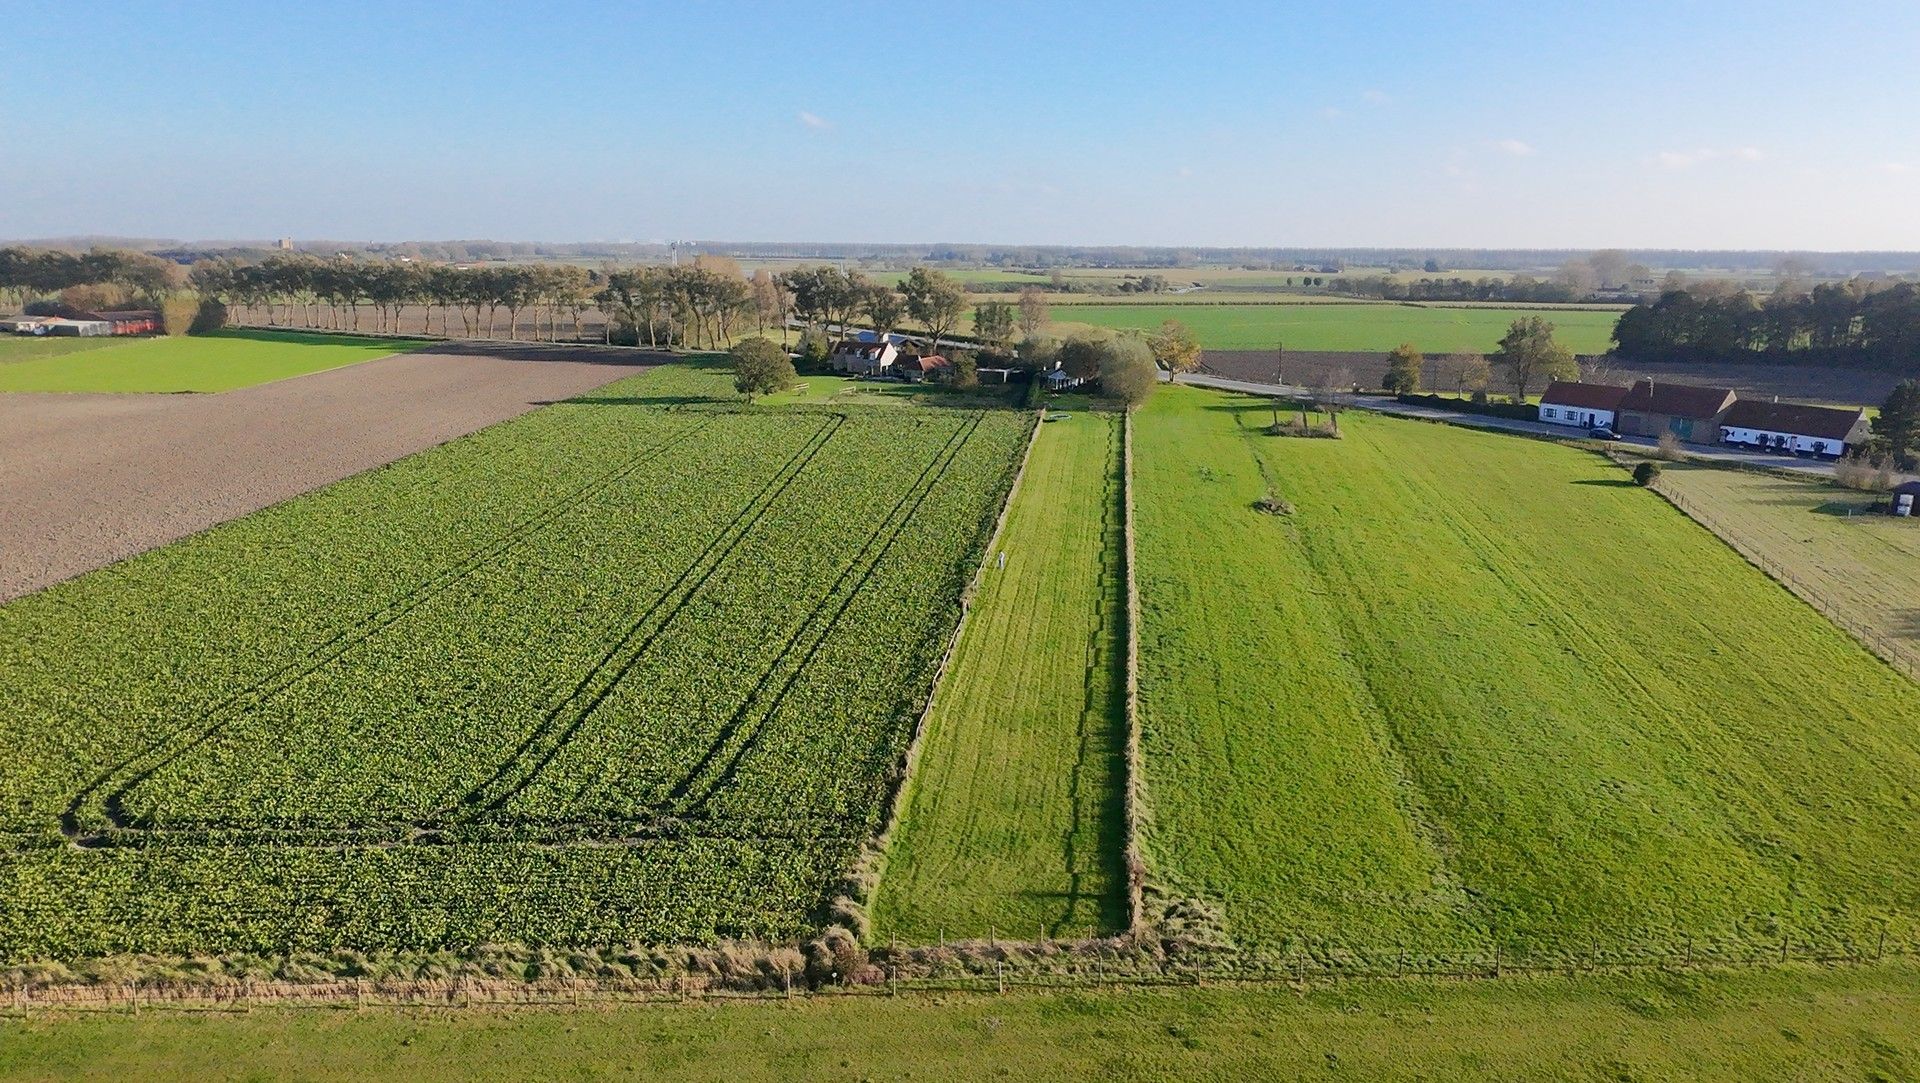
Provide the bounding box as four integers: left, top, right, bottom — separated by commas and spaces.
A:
1121, 410, 1146, 934
4, 931, 1914, 1016
857, 407, 1047, 936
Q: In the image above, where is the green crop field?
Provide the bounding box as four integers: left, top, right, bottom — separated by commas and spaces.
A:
1131, 386, 1920, 957
6, 965, 1918, 1081
872, 412, 1128, 942
0, 362, 1031, 958
1652, 463, 1920, 673
0, 330, 423, 392
1049, 302, 1624, 353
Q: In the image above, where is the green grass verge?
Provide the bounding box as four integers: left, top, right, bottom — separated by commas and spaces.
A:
872, 412, 1129, 941
1132, 386, 1920, 956
4, 965, 1918, 1081
0, 330, 424, 393
1050, 303, 1622, 353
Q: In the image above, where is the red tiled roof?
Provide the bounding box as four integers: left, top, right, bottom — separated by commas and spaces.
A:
1721, 400, 1866, 442
1618, 379, 1735, 419
1539, 381, 1630, 411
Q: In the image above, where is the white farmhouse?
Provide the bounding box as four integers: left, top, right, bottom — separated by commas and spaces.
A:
1537, 381, 1630, 430
829, 339, 899, 376
1719, 400, 1870, 459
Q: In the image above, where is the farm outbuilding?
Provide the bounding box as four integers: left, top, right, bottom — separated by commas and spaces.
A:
1, 315, 52, 333
39, 318, 112, 336
1615, 379, 1737, 444
1718, 399, 1870, 459
897, 354, 951, 383
1891, 480, 1920, 518
88, 310, 161, 335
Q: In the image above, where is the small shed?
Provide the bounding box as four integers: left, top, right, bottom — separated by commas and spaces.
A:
1890, 480, 1920, 518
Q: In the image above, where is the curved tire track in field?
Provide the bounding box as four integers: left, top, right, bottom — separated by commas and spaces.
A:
57, 415, 717, 847
447, 414, 848, 818
667, 414, 987, 817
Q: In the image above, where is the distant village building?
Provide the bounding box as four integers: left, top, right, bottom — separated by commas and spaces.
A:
1614, 380, 1737, 444
1537, 381, 1630, 430
1718, 400, 1870, 459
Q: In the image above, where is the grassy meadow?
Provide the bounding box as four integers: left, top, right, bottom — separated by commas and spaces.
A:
1048, 302, 1624, 353
873, 413, 1129, 942
5, 964, 1918, 1081
1131, 386, 1920, 956
1653, 462, 1920, 672
0, 330, 423, 392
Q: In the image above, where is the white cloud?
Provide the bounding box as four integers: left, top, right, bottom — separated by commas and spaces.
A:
1361, 89, 1392, 105
1319, 106, 1346, 120
1494, 139, 1535, 157
1656, 146, 1763, 169
796, 111, 831, 132
1176, 165, 1195, 178
1885, 162, 1918, 174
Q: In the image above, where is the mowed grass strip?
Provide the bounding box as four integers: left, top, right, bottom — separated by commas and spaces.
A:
1050, 302, 1623, 353
1134, 387, 1920, 955
0, 330, 424, 392
1654, 462, 1920, 672
5, 964, 1920, 1081
873, 413, 1129, 941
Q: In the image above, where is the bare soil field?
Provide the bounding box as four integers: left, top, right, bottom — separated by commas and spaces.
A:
1201, 349, 1904, 406
0, 342, 657, 601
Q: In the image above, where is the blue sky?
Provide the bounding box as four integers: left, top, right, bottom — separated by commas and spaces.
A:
3, 0, 1917, 248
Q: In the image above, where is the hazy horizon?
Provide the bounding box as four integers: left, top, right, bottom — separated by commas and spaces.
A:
4, 0, 1918, 250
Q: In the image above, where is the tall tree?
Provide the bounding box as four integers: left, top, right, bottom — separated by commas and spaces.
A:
1016, 286, 1049, 338
1492, 316, 1577, 399
1381, 342, 1422, 393
901, 267, 967, 352
1872, 380, 1920, 468
861, 283, 905, 335
730, 336, 796, 403
972, 300, 1015, 351
1148, 318, 1203, 382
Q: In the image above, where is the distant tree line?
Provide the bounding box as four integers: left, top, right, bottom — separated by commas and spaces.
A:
1332, 274, 1592, 304
1612, 281, 1920, 372
0, 246, 183, 310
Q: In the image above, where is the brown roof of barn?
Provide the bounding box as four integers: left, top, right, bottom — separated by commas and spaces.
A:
1540, 381, 1630, 411
1618, 379, 1736, 419
1721, 400, 1867, 441
901, 354, 950, 370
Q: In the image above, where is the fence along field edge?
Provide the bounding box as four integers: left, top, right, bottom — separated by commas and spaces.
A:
1647, 473, 1919, 682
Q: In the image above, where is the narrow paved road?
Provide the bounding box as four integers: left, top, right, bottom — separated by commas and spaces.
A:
0, 342, 660, 602
1168, 371, 1846, 480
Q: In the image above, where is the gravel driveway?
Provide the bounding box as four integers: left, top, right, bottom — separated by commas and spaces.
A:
0, 341, 658, 602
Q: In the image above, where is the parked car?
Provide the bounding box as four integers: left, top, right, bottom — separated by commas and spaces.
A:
1588, 426, 1621, 441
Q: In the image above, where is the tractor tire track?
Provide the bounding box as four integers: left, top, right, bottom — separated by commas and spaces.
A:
57, 415, 716, 844
666, 414, 987, 816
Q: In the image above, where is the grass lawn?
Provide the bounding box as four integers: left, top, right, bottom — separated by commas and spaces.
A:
764, 372, 1022, 408
872, 412, 1129, 942
1652, 462, 1920, 672
3, 964, 1917, 1081
1049, 303, 1623, 353
1131, 386, 1920, 956
0, 330, 424, 393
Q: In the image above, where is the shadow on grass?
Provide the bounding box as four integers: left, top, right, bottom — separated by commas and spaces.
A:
1573, 478, 1639, 488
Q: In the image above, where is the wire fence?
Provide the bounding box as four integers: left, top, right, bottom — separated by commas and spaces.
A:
1653, 481, 1920, 680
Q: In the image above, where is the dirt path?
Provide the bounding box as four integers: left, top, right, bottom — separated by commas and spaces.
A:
0, 342, 659, 602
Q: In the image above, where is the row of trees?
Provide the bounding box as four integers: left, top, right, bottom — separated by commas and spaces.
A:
1612, 281, 1920, 371
0, 246, 184, 309
1377, 318, 1574, 398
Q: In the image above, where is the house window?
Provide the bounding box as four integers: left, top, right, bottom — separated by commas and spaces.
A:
1542, 407, 1557, 419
